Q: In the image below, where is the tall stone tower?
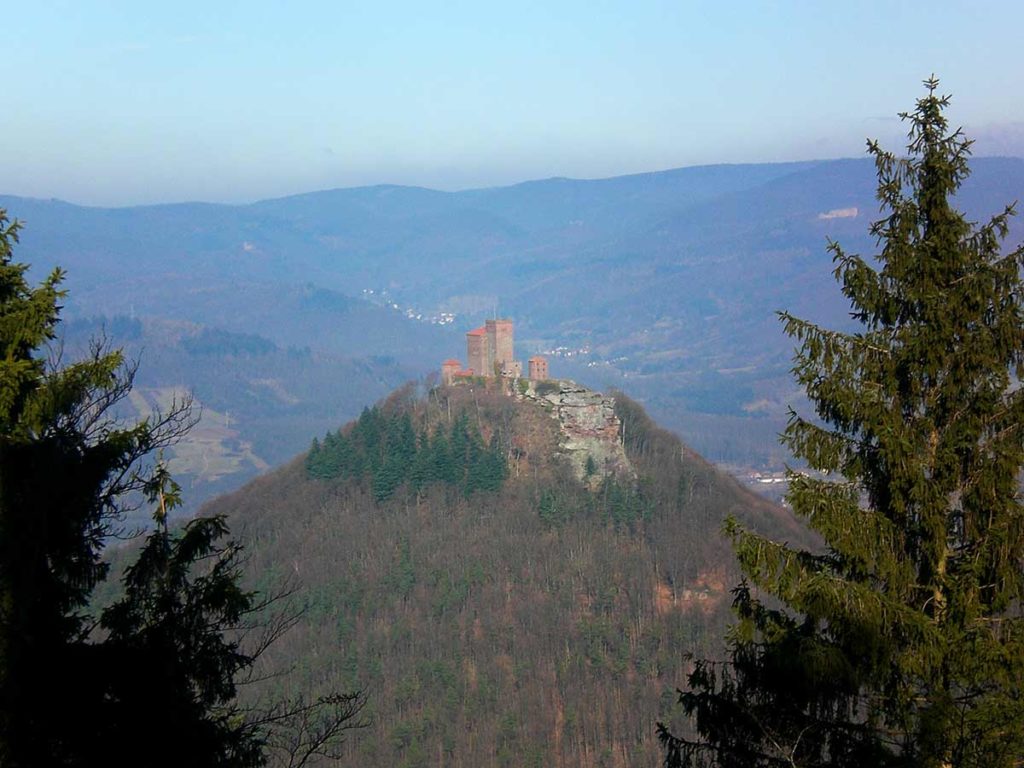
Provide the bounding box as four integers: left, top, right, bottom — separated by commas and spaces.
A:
486, 319, 514, 375
466, 327, 488, 375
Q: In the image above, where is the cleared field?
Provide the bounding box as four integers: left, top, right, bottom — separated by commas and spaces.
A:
128, 387, 269, 483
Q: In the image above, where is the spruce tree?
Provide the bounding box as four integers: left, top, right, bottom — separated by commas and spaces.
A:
0, 209, 363, 765
98, 467, 265, 767
660, 79, 1024, 767
0, 209, 180, 764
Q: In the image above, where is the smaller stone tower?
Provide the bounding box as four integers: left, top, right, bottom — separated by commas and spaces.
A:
528, 355, 549, 381
441, 359, 462, 385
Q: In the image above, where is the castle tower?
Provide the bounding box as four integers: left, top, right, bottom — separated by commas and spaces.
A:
441, 359, 461, 386
486, 319, 514, 375
528, 355, 549, 381
466, 327, 488, 376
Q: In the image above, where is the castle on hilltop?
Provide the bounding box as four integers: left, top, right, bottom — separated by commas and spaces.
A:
441, 318, 549, 385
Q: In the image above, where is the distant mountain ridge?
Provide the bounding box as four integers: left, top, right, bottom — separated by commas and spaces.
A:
5, 155, 1023, 489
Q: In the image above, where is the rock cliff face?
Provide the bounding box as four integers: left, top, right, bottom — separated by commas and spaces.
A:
518, 379, 633, 486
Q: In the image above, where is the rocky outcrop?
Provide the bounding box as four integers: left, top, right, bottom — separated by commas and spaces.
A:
518, 379, 633, 487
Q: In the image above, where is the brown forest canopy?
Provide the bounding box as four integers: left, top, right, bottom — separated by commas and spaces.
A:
204, 382, 799, 766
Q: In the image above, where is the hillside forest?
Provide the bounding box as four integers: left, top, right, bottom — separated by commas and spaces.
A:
201, 382, 799, 767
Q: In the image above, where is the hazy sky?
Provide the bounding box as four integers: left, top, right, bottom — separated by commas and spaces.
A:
4, 1, 1024, 205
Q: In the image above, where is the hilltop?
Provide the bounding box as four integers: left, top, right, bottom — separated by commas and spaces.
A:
201, 379, 800, 766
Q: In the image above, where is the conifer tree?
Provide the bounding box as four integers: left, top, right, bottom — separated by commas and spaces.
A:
97, 466, 266, 767
409, 428, 432, 492
660, 79, 1024, 767
430, 430, 456, 485
0, 208, 197, 763
0, 209, 363, 766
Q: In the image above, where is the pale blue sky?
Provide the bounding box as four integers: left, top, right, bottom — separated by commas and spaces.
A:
4, 1, 1023, 205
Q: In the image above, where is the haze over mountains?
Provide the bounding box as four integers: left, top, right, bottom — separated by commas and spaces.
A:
4, 155, 1023, 507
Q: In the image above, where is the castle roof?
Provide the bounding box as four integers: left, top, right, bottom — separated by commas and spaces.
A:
528, 355, 547, 362
442, 359, 462, 367
466, 327, 486, 336
454, 369, 475, 377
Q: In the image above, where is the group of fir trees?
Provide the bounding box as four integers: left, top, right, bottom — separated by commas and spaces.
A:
662, 79, 1024, 768
537, 475, 653, 531
306, 407, 506, 501
0, 210, 361, 767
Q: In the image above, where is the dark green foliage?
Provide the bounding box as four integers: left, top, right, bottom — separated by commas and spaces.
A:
537, 476, 651, 531
662, 80, 1024, 768
598, 476, 653, 530
0, 208, 179, 766
306, 405, 507, 501
0, 204, 267, 766
98, 470, 265, 767
55, 311, 418, 521
467, 432, 506, 494
0, 211, 363, 766
534, 380, 560, 396
537, 488, 568, 528
427, 430, 458, 485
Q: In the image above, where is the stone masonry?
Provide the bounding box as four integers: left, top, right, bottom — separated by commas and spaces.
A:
466, 327, 487, 375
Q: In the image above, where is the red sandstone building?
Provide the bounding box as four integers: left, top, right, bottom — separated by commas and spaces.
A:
485, 319, 514, 374
528, 355, 549, 381
466, 327, 488, 375
466, 318, 516, 377
441, 359, 462, 385
440, 318, 550, 383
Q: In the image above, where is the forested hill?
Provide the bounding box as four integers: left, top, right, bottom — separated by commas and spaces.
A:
202, 380, 799, 766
